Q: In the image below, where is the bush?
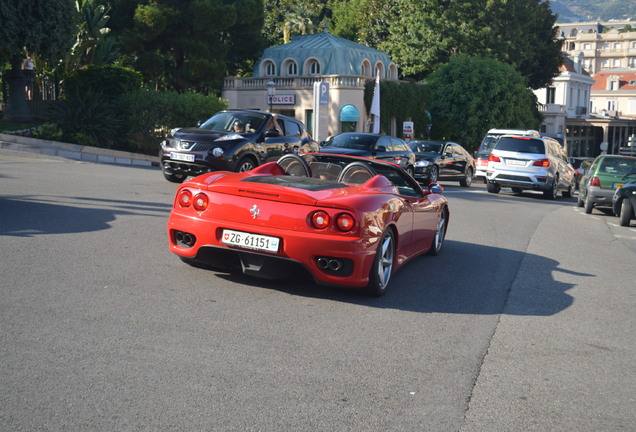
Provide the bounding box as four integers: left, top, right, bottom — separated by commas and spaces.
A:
48, 86, 122, 149
61, 65, 143, 97
120, 90, 227, 154
47, 64, 226, 154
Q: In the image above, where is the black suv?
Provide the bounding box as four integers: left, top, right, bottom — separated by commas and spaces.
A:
160, 110, 318, 183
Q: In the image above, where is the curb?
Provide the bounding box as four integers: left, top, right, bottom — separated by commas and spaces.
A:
0, 133, 159, 167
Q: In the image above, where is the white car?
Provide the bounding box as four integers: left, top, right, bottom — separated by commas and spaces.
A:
486, 135, 576, 200
475, 129, 540, 181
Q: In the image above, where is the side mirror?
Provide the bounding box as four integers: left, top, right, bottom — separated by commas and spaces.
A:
428, 183, 443, 194
375, 146, 387, 152
197, 120, 202, 127
265, 128, 280, 138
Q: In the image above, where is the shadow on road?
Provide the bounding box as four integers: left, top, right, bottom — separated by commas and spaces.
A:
0, 195, 171, 237
205, 239, 594, 317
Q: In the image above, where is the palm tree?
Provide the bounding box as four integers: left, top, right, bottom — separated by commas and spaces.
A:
283, 5, 317, 43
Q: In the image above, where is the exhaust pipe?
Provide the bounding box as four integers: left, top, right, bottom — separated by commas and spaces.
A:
317, 257, 329, 269
327, 259, 342, 271
174, 231, 195, 247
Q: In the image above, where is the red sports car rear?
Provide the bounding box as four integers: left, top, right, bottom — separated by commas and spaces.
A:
167, 154, 449, 296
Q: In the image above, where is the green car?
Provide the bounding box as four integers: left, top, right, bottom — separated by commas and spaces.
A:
578, 155, 636, 214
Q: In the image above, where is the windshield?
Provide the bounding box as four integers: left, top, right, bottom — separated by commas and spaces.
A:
326, 134, 379, 150
409, 141, 442, 154
199, 112, 267, 133
494, 137, 545, 154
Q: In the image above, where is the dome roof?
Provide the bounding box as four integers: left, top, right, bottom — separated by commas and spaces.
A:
254, 30, 394, 77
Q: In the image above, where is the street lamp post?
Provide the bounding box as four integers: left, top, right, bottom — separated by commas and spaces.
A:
267, 80, 276, 112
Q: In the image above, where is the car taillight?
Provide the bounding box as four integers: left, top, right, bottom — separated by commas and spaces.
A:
532, 159, 550, 167
488, 154, 500, 162
336, 213, 355, 232
589, 177, 601, 187
178, 189, 193, 207
193, 193, 209, 211
311, 211, 330, 229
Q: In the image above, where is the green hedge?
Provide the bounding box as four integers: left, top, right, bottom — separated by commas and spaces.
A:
120, 90, 227, 154
42, 65, 227, 154
364, 80, 432, 139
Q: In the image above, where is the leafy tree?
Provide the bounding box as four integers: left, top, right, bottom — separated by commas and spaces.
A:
426, 55, 543, 152
107, 0, 265, 94
383, 0, 563, 89
329, 0, 396, 48
0, 0, 76, 120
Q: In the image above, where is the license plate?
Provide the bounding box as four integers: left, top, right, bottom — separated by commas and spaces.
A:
170, 152, 195, 162
507, 159, 526, 166
614, 183, 624, 189
222, 229, 280, 253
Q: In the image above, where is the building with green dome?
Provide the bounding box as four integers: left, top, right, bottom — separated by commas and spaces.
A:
222, 30, 399, 141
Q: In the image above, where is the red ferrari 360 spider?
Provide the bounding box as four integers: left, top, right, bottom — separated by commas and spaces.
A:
167, 153, 449, 296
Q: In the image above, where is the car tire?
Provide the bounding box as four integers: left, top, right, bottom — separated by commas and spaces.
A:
163, 169, 187, 183
577, 192, 584, 207
428, 208, 448, 256
429, 166, 439, 183
543, 177, 558, 200
236, 157, 257, 173
584, 194, 594, 214
486, 182, 500, 194
459, 167, 473, 187
619, 199, 633, 227
365, 229, 395, 297
562, 182, 573, 198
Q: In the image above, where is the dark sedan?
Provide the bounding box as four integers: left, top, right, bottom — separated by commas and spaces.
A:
320, 133, 415, 176
408, 140, 476, 186
160, 110, 318, 183
613, 180, 636, 226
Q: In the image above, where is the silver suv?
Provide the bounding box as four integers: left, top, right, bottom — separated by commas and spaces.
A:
486, 135, 576, 200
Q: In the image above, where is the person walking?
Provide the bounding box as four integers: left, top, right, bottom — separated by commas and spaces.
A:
23, 54, 35, 100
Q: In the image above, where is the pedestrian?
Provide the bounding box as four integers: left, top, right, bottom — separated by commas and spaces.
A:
23, 54, 35, 100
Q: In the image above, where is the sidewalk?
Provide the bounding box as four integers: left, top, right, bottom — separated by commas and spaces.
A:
0, 133, 159, 167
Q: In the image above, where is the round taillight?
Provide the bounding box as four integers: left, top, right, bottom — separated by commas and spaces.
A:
178, 189, 193, 207
193, 193, 209, 211
311, 211, 330, 229
336, 213, 355, 232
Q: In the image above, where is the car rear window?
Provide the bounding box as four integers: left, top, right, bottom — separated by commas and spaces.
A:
494, 137, 545, 154
599, 157, 636, 175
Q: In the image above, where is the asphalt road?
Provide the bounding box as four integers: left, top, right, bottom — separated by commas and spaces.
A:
1, 149, 634, 431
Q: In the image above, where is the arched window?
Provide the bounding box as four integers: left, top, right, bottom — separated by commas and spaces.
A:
307, 59, 321, 75
284, 59, 298, 76
388, 64, 398, 80
262, 60, 276, 76
361, 60, 371, 77
374, 62, 385, 79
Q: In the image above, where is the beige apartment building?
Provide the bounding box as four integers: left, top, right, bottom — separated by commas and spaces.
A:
557, 21, 636, 74
551, 21, 636, 155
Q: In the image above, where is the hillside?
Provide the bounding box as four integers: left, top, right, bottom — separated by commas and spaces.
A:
552, 0, 636, 23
